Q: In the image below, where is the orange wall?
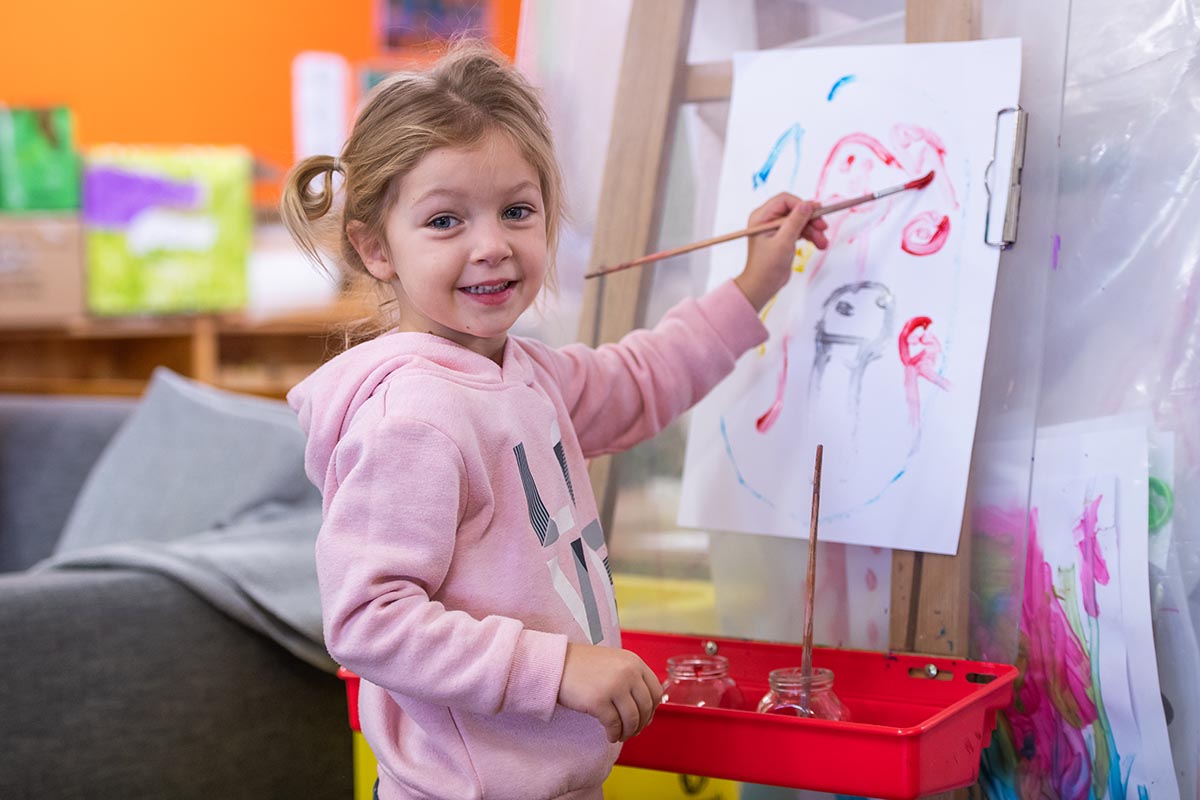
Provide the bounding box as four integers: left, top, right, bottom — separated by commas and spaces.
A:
0, 1, 521, 186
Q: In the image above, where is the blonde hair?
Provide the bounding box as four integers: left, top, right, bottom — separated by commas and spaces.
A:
281, 40, 565, 329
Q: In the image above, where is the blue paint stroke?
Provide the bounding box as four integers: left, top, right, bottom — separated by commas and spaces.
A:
719, 412, 908, 525
1052, 234, 1062, 270
719, 417, 776, 509
1138, 785, 1150, 800
752, 123, 804, 190
827, 74, 857, 101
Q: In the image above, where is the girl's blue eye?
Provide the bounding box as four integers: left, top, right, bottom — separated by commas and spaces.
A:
429, 215, 457, 230
504, 205, 533, 221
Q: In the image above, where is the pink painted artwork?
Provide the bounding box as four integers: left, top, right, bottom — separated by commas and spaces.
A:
981, 485, 1146, 800
1073, 495, 1110, 619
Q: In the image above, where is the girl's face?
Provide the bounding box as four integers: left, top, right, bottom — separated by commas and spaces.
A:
355, 129, 548, 362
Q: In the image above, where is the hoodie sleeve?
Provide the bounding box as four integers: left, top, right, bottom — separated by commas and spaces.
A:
317, 416, 567, 720
541, 279, 768, 458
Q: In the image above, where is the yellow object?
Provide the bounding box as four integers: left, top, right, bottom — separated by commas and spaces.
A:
353, 731, 377, 800
604, 766, 739, 799
611, 573, 718, 635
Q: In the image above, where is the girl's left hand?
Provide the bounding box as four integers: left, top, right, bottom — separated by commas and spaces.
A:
735, 192, 829, 311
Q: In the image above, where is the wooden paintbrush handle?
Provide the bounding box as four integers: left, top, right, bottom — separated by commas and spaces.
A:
583, 219, 781, 279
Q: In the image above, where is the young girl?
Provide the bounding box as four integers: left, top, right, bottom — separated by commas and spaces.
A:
282, 41, 828, 800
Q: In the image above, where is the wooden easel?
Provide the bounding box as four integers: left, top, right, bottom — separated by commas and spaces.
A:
577, 0, 980, 668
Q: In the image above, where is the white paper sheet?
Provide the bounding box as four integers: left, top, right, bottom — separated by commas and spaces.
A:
678, 39, 1021, 554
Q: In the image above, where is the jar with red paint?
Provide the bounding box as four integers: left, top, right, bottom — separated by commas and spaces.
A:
660, 654, 744, 709
756, 667, 851, 720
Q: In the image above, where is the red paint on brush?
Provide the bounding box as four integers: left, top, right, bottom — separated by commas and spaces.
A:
904, 170, 936, 191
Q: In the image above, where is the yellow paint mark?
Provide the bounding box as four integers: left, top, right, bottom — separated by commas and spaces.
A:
757, 295, 778, 355
793, 240, 815, 273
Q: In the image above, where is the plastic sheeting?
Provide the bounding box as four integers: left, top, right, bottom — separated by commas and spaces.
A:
1004, 0, 1200, 796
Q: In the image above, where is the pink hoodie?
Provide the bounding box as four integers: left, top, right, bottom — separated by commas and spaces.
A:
288, 280, 767, 800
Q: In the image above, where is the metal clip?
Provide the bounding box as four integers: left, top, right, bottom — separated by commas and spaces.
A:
983, 106, 1028, 249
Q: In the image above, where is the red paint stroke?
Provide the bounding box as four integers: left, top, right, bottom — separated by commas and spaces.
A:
890, 124, 959, 208
812, 133, 900, 207
809, 133, 904, 280
901, 212, 951, 256
1073, 495, 1110, 618
755, 334, 789, 433
899, 316, 951, 427
864, 568, 878, 591
867, 619, 881, 645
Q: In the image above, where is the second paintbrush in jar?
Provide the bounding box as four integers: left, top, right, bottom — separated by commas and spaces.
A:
756, 667, 851, 720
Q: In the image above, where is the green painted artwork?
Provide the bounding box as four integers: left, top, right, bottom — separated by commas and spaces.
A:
83, 146, 251, 315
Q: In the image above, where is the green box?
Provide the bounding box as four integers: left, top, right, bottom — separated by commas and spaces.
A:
83, 146, 252, 315
0, 107, 81, 211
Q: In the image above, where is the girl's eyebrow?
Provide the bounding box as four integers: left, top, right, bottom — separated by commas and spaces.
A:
411, 188, 465, 206
412, 180, 540, 207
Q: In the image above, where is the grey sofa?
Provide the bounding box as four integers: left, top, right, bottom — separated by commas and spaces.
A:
0, 394, 353, 799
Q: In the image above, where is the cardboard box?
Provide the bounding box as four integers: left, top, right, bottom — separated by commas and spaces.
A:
0, 215, 85, 327
83, 146, 252, 316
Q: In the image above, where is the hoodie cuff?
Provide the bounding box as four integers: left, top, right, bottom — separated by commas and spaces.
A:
501, 629, 568, 721
695, 279, 770, 358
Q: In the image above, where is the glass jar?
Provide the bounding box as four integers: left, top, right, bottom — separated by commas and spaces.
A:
660, 655, 744, 709
756, 667, 851, 720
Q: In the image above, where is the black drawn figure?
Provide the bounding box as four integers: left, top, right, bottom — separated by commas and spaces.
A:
810, 281, 896, 425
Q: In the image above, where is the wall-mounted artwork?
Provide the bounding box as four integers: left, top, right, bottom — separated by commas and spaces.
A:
379, 0, 487, 51
679, 39, 1021, 555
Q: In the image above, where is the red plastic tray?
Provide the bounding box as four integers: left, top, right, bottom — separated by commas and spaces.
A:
338, 629, 1016, 799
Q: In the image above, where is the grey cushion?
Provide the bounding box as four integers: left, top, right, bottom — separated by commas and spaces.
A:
0, 395, 133, 572
55, 368, 319, 554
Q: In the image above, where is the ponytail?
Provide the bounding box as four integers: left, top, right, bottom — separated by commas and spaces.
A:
280, 154, 345, 271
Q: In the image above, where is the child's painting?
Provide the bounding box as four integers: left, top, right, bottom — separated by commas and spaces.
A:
678, 40, 1021, 554
981, 419, 1178, 800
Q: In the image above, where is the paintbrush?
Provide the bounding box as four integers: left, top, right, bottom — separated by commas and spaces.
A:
584, 170, 935, 280
800, 444, 824, 714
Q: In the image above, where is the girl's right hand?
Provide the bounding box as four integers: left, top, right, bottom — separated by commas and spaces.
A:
735, 192, 829, 311
557, 642, 663, 742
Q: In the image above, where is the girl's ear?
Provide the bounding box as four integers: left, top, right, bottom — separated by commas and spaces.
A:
347, 221, 395, 282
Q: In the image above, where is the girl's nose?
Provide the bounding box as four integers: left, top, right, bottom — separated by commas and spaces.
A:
471, 220, 513, 266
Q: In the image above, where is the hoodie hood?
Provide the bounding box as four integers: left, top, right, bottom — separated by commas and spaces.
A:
287, 331, 533, 491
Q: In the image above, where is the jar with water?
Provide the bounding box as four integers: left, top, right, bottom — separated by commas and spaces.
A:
660, 654, 744, 709
755, 667, 850, 720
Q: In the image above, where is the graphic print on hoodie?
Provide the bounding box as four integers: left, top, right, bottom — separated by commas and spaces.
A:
513, 419, 616, 645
